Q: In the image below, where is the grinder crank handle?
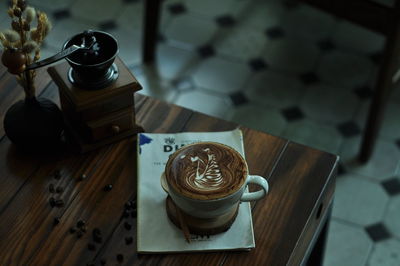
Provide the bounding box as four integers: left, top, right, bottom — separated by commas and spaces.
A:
25, 30, 96, 71
25, 44, 81, 70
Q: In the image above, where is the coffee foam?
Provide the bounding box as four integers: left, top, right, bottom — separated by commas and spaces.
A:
165, 142, 247, 200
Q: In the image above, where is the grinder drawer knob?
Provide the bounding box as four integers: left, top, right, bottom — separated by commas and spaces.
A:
111, 125, 120, 134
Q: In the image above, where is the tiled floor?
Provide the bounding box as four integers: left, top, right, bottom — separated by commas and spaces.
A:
2, 0, 400, 265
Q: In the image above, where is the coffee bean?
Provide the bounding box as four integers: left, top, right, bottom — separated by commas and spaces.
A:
131, 209, 137, 218
54, 170, 61, 180
78, 174, 87, 181
55, 199, 64, 207
49, 184, 55, 193
92, 228, 102, 243
77, 231, 83, 238
103, 184, 113, 191
124, 201, 132, 210
87, 243, 96, 251
80, 225, 87, 233
100, 258, 106, 265
124, 222, 131, 230
122, 210, 129, 218
125, 236, 133, 245
53, 217, 60, 225
94, 235, 102, 243
86, 263, 95, 266
93, 228, 101, 236
77, 220, 86, 228
70, 227, 77, 234
116, 254, 124, 262
49, 197, 56, 208
56, 186, 64, 193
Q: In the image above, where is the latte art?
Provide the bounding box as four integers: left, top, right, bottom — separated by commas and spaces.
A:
183, 148, 224, 191
165, 142, 248, 200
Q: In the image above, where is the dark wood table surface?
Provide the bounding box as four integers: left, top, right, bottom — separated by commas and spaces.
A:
0, 63, 338, 265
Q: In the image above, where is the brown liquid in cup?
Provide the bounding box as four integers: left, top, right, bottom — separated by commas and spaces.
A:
165, 142, 247, 200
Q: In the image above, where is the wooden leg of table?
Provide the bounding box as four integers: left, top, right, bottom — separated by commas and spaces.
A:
306, 206, 332, 266
143, 0, 161, 63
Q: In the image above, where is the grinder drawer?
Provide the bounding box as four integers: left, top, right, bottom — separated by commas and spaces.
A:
86, 107, 134, 142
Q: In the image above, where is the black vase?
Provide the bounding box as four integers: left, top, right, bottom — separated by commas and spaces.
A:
4, 97, 64, 150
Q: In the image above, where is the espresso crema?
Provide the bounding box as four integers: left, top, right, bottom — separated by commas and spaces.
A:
165, 142, 247, 200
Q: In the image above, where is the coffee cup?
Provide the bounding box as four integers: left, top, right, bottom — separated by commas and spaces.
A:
160, 142, 269, 219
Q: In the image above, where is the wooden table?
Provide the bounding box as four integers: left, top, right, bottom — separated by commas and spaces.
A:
0, 63, 338, 265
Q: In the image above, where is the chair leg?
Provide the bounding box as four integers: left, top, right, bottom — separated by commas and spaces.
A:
143, 0, 161, 64
359, 17, 400, 162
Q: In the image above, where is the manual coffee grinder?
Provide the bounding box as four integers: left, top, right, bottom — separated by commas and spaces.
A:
45, 30, 143, 152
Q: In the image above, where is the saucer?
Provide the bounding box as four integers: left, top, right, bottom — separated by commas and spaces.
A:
165, 196, 239, 236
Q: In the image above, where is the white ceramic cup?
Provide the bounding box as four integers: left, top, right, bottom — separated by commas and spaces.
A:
161, 165, 269, 219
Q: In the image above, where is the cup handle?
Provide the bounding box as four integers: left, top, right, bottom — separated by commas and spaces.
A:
240, 175, 269, 202
160, 173, 169, 194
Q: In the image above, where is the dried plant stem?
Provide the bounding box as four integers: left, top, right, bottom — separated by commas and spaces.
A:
17, 15, 35, 99
1, 3, 51, 100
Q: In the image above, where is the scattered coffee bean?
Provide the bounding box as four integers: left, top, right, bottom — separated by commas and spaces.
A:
124, 222, 132, 230
93, 228, 101, 236
94, 235, 102, 243
81, 225, 87, 233
103, 184, 113, 191
131, 209, 137, 218
56, 186, 64, 193
87, 243, 96, 251
77, 220, 86, 228
100, 258, 106, 265
78, 174, 87, 181
77, 231, 84, 238
54, 170, 61, 180
125, 236, 133, 245
70, 227, 77, 234
124, 201, 132, 210
53, 217, 60, 225
49, 184, 55, 193
92, 228, 102, 243
116, 254, 124, 262
55, 199, 64, 207
49, 197, 56, 208
122, 210, 129, 218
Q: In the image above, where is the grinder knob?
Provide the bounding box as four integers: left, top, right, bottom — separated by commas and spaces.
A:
81, 30, 100, 64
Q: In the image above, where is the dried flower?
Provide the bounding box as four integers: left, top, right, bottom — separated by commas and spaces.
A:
44, 20, 52, 37
7, 8, 14, 18
36, 11, 51, 40
25, 7, 35, 23
0, 33, 5, 44
13, 8, 22, 17
0, 33, 11, 49
11, 20, 20, 31
0, 3, 52, 99
22, 40, 38, 53
22, 21, 30, 31
3, 29, 20, 43
17, 0, 27, 11
33, 50, 40, 62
